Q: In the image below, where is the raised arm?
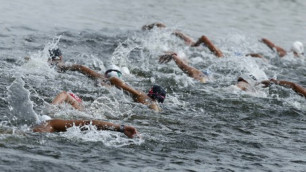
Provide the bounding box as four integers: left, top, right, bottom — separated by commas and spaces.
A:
52, 91, 83, 110
261, 38, 287, 57
33, 119, 137, 138
142, 22, 166, 30
192, 35, 224, 57
159, 52, 207, 82
261, 79, 306, 97
172, 31, 195, 46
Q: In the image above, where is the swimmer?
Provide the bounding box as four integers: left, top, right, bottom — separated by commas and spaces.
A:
142, 23, 264, 59
236, 74, 306, 97
261, 38, 304, 57
103, 65, 166, 112
173, 32, 224, 57
60, 64, 166, 111
51, 91, 84, 110
48, 48, 63, 65
24, 47, 64, 65
236, 74, 259, 92
33, 119, 137, 138
142, 23, 223, 57
35, 91, 137, 138
159, 51, 210, 83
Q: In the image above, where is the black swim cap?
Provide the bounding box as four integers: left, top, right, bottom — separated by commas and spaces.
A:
49, 48, 62, 60
147, 85, 166, 103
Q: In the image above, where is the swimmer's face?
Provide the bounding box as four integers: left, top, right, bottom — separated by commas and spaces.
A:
236, 77, 251, 91
293, 51, 304, 57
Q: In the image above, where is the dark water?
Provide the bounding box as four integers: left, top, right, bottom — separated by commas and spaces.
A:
1, 0, 306, 171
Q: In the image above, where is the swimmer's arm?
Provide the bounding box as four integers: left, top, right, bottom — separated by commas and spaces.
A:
52, 91, 83, 110
261, 79, 306, 97
172, 31, 195, 46
59, 64, 108, 82
274, 80, 306, 97
34, 119, 137, 138
69, 64, 105, 79
159, 52, 203, 79
109, 77, 141, 96
261, 38, 287, 57
193, 35, 224, 57
245, 53, 263, 58
142, 22, 166, 30
245, 53, 268, 62
171, 53, 203, 78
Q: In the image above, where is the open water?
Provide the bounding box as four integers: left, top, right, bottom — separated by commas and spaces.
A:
0, 0, 306, 171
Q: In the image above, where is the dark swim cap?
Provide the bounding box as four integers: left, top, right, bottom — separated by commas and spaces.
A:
147, 85, 166, 103
49, 48, 62, 60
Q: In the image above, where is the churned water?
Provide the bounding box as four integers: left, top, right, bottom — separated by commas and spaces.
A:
0, 0, 306, 171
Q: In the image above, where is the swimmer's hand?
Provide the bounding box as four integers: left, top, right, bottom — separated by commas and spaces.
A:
261, 79, 278, 88
159, 52, 177, 64
142, 22, 166, 31
123, 126, 138, 138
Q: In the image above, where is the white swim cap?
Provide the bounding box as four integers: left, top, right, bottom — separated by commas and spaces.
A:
238, 74, 258, 86
105, 65, 122, 78
39, 115, 51, 122
291, 41, 304, 55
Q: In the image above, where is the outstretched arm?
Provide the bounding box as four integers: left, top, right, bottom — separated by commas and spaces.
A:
33, 119, 138, 138
52, 91, 83, 110
142, 22, 166, 30
245, 53, 268, 62
261, 38, 287, 57
62, 64, 105, 79
261, 79, 306, 97
159, 52, 205, 82
59, 64, 109, 86
245, 53, 263, 58
192, 35, 224, 57
108, 77, 161, 111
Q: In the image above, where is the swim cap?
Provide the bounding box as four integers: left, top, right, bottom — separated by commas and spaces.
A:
49, 48, 62, 60
105, 65, 122, 79
291, 41, 304, 55
237, 74, 258, 86
68, 92, 82, 103
40, 115, 51, 122
147, 85, 166, 103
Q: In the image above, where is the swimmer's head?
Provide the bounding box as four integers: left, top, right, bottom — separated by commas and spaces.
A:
105, 65, 122, 79
237, 74, 258, 86
291, 41, 304, 56
49, 48, 62, 60
147, 85, 166, 103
